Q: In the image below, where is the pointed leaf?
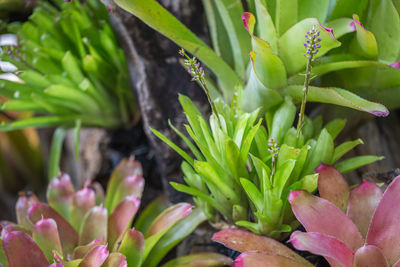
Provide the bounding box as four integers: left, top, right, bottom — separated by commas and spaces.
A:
335, 155, 384, 174
284, 85, 389, 116
289, 190, 364, 251
212, 229, 311, 266
289, 231, 354, 267
332, 139, 364, 163
72, 238, 106, 260
70, 188, 96, 231
347, 180, 383, 239
47, 174, 74, 220
315, 164, 350, 213
109, 175, 144, 213
134, 195, 170, 234
366, 176, 400, 265
15, 192, 39, 231
350, 15, 378, 59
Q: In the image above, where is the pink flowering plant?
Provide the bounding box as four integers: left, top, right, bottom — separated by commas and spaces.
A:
0, 158, 231, 267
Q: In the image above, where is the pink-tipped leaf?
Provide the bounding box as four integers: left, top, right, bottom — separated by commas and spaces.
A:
109, 175, 144, 213
235, 251, 306, 267
28, 203, 78, 255
163, 252, 233, 267
78, 245, 109, 267
105, 158, 142, 212
32, 218, 63, 261
118, 228, 144, 267
70, 188, 96, 231
3, 231, 49, 267
289, 231, 354, 267
347, 180, 383, 238
78, 206, 107, 246
47, 174, 75, 220
212, 229, 312, 266
353, 245, 389, 267
315, 164, 350, 212
289, 190, 363, 251
15, 192, 38, 230
366, 176, 400, 265
145, 203, 192, 237
108, 196, 140, 249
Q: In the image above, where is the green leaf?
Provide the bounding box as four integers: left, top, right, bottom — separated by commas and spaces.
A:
350, 15, 378, 59
48, 127, 67, 181
202, 0, 234, 68
279, 19, 341, 75
143, 208, 207, 267
335, 155, 384, 173
332, 138, 364, 164
289, 173, 319, 193
225, 140, 247, 182
119, 229, 144, 267
255, 0, 278, 52
73, 119, 81, 160
329, 0, 368, 20
271, 97, 296, 144
134, 195, 170, 234
240, 178, 263, 212
298, 0, 330, 22
273, 159, 296, 198
0, 116, 77, 131
301, 129, 334, 176
369, 0, 400, 62
151, 128, 194, 165
284, 85, 389, 116
325, 18, 355, 38
275, 0, 298, 36
213, 0, 250, 80
324, 118, 346, 140
113, 0, 241, 98
250, 154, 272, 192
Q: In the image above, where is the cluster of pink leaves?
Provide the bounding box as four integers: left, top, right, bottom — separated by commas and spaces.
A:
213, 164, 400, 267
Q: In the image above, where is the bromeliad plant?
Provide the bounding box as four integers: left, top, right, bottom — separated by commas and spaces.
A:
0, 0, 138, 179
288, 165, 400, 267
113, 0, 396, 114
152, 48, 383, 239
0, 158, 229, 267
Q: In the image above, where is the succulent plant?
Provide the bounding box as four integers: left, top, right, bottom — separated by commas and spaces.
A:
288, 165, 400, 267
112, 0, 396, 115
0, 158, 228, 267
0, 0, 139, 179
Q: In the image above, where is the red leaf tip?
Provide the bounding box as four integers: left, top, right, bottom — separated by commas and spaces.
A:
288, 190, 303, 203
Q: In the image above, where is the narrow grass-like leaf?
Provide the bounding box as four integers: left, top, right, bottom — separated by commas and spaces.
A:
335, 155, 384, 173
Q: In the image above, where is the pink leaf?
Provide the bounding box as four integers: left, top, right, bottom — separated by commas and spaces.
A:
347, 180, 383, 238
212, 229, 311, 266
316, 164, 350, 212
289, 231, 354, 267
366, 176, 400, 265
32, 218, 63, 261
234, 251, 306, 267
289, 190, 363, 251
28, 203, 78, 255
354, 245, 389, 267
78, 245, 109, 267
72, 237, 106, 259
3, 231, 49, 267
145, 203, 192, 237
108, 196, 140, 249
102, 252, 127, 267
79, 206, 108, 246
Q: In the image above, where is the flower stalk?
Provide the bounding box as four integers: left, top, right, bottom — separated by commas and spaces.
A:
296, 25, 321, 138
179, 48, 218, 115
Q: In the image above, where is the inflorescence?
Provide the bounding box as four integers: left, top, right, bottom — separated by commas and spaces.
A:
296, 25, 321, 138
179, 48, 217, 115
268, 137, 280, 180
